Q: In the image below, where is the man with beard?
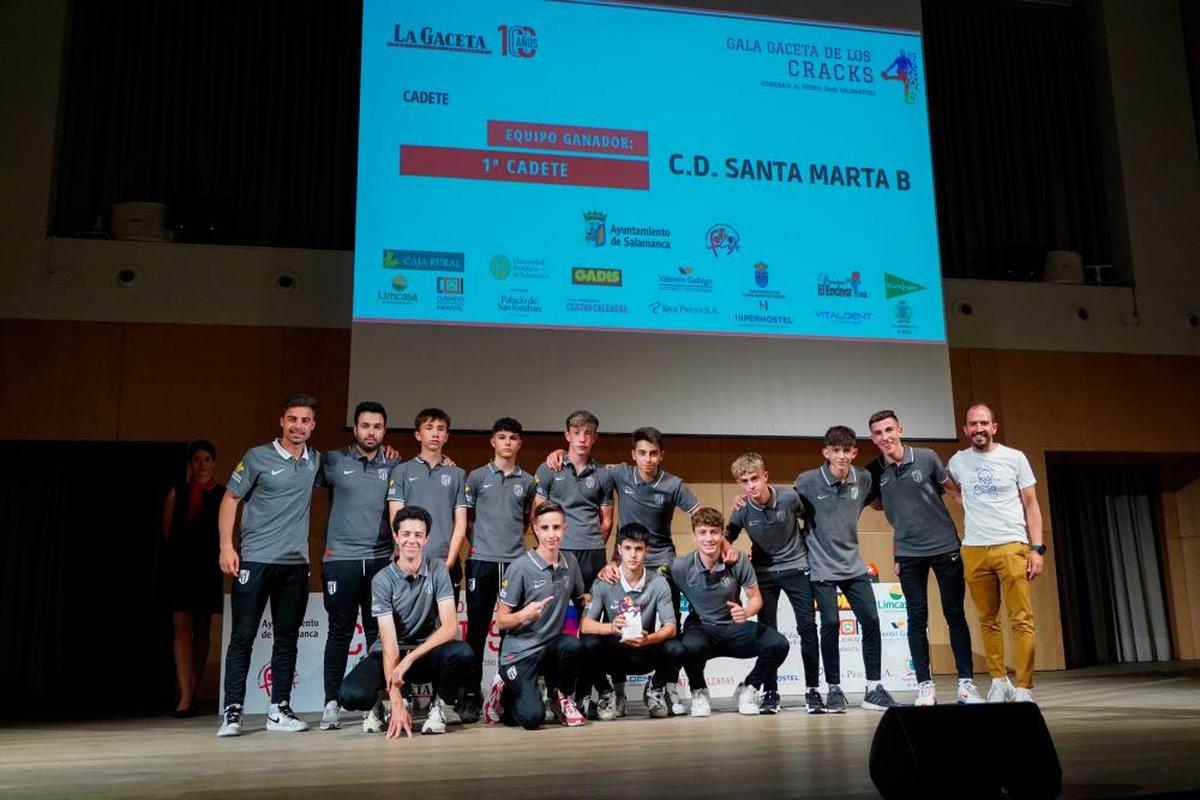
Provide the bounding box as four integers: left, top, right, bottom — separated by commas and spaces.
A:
947, 403, 1045, 704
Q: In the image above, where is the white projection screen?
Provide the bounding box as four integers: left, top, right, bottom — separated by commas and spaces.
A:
348, 0, 955, 438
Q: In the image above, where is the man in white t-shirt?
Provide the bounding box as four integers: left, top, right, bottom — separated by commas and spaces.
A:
946, 403, 1045, 704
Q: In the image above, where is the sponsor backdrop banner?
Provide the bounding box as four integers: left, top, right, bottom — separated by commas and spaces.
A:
354, 0, 944, 343
221, 584, 913, 712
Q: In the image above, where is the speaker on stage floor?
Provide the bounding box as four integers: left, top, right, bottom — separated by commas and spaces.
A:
869, 703, 1062, 800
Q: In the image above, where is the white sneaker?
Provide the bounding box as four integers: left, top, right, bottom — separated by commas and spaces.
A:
216, 704, 243, 737
689, 688, 712, 717
914, 681, 936, 707
266, 701, 309, 732
734, 683, 761, 715
665, 682, 686, 716
1013, 687, 1036, 704
363, 695, 386, 733
596, 690, 618, 721
437, 697, 463, 725
987, 677, 1017, 703
319, 700, 341, 730
422, 698, 447, 734
958, 679, 986, 705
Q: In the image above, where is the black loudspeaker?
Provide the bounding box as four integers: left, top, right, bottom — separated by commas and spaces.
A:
869, 703, 1062, 800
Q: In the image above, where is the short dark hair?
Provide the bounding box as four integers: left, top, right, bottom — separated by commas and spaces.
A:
492, 417, 523, 436
868, 410, 898, 428
415, 407, 451, 429
565, 410, 599, 431
392, 505, 432, 534
354, 401, 388, 425
186, 439, 217, 460
616, 523, 651, 547
963, 402, 995, 424
282, 393, 318, 415
691, 507, 725, 530
533, 500, 565, 520
824, 425, 857, 448
631, 426, 664, 449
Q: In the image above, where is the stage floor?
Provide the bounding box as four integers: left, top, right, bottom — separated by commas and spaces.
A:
2, 663, 1198, 799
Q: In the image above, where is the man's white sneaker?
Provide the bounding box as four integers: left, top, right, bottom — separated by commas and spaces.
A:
596, 690, 619, 721
690, 688, 712, 717
734, 683, 761, 715
438, 697, 463, 725
665, 682, 686, 716
266, 701, 309, 732
1013, 687, 1036, 704
914, 681, 936, 707
363, 695, 386, 733
320, 700, 341, 730
987, 677, 1017, 703
216, 704, 243, 737
422, 698, 448, 734
958, 679, 986, 705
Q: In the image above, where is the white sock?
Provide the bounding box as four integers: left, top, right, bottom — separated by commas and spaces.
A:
828, 684, 841, 692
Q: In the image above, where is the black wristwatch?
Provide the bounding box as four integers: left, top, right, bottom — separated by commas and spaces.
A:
1030, 543, 1047, 556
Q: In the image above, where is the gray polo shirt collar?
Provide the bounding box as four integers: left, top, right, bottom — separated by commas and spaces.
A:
880, 446, 915, 471
526, 548, 558, 572
691, 551, 727, 575
820, 463, 858, 487
566, 458, 600, 477
393, 557, 430, 581
632, 469, 666, 488
619, 568, 648, 592
486, 461, 525, 478
345, 445, 388, 466
272, 439, 313, 462
747, 487, 779, 512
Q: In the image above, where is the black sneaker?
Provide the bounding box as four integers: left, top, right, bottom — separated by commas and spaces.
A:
805, 688, 826, 715
825, 686, 848, 714
458, 691, 482, 724
862, 683, 899, 711
759, 689, 781, 715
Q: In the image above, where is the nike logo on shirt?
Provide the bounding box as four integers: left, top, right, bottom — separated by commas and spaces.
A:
533, 580, 547, 589
343, 469, 356, 475
817, 493, 831, 500
271, 468, 286, 475
408, 476, 420, 481
482, 483, 494, 489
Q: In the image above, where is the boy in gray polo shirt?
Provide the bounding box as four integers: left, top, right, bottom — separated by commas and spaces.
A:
315, 401, 400, 730
460, 417, 536, 722
579, 523, 683, 720
490, 501, 587, 729
727, 452, 822, 715
794, 426, 897, 713
387, 408, 468, 599
672, 507, 788, 717
533, 410, 614, 590
338, 506, 473, 738
217, 394, 321, 737
866, 410, 982, 706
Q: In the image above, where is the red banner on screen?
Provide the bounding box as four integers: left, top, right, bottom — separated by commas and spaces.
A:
486, 120, 650, 156
400, 145, 649, 190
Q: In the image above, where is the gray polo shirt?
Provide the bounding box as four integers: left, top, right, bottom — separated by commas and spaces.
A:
387, 456, 467, 560
611, 463, 701, 567
866, 446, 960, 558
369, 557, 455, 652
318, 446, 398, 561
497, 549, 585, 664
585, 568, 676, 634
669, 550, 758, 626
227, 440, 320, 565
465, 461, 535, 562
534, 459, 614, 551
726, 485, 808, 573
793, 464, 873, 582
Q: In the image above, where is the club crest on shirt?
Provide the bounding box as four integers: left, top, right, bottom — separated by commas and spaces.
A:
327, 581, 337, 595
585, 476, 595, 489
513, 484, 525, 497
468, 578, 476, 592
911, 468, 923, 483
441, 474, 452, 487
851, 486, 860, 500
653, 493, 665, 505
378, 468, 388, 480
238, 569, 249, 585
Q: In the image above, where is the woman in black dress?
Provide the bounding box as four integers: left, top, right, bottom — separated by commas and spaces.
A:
162, 440, 226, 716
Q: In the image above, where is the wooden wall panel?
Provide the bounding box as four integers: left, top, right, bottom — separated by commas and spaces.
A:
0, 319, 123, 439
